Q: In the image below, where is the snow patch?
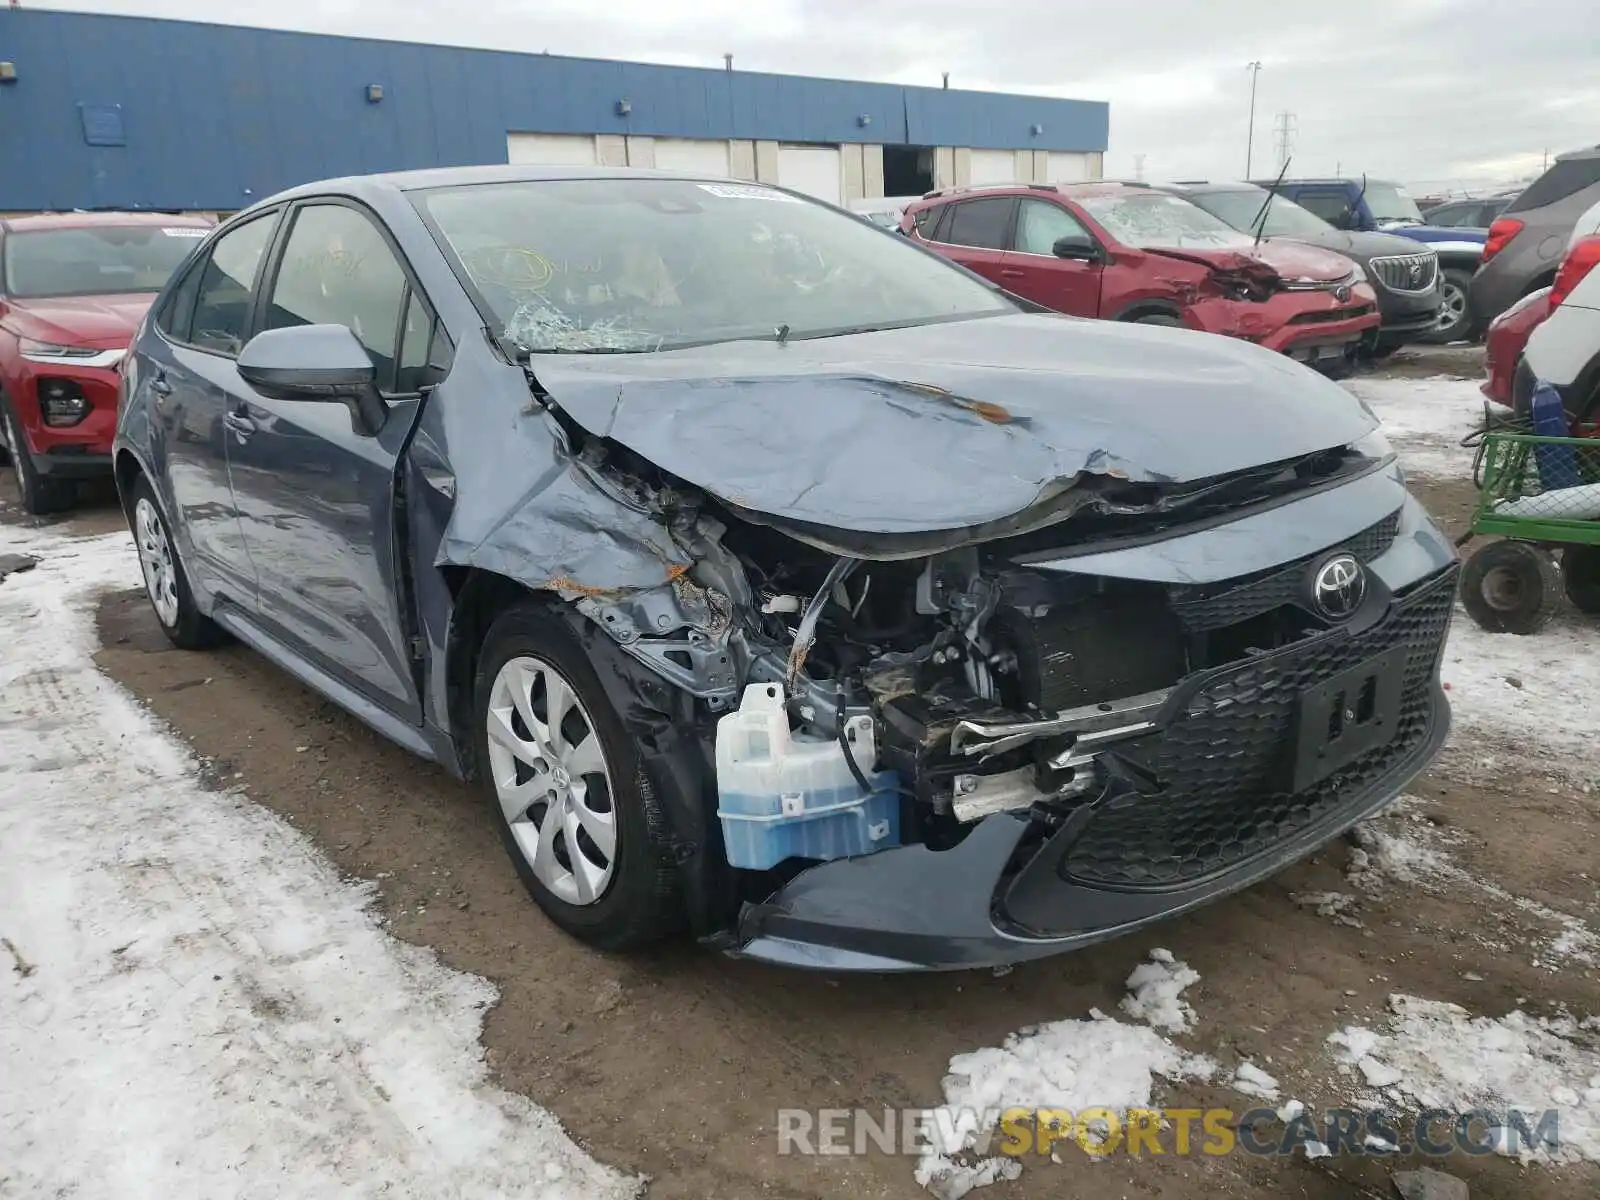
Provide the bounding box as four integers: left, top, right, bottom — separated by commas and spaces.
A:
1120, 948, 1201, 1033
914, 951, 1214, 1196
1325, 995, 1600, 1163
1347, 374, 1494, 480
0, 526, 640, 1199
1231, 1061, 1281, 1100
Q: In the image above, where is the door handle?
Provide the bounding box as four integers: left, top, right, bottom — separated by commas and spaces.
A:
222, 411, 256, 439
998, 268, 1026, 279
150, 374, 173, 397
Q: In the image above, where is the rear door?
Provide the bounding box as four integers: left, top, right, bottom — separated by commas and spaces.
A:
142, 209, 281, 604
998, 197, 1103, 316
223, 199, 440, 722
923, 197, 1015, 285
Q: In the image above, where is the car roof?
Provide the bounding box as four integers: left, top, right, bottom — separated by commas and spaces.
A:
273, 163, 769, 201
1251, 178, 1400, 188
913, 181, 1157, 205
0, 211, 214, 234
1153, 181, 1265, 194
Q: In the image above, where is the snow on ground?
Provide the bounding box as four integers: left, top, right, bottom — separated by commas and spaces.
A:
1439, 611, 1600, 778
1346, 373, 1499, 481
1327, 996, 1600, 1164
1349, 373, 1600, 777
1345, 808, 1598, 971
914, 950, 1219, 1198
1119, 947, 1200, 1033
0, 525, 639, 1200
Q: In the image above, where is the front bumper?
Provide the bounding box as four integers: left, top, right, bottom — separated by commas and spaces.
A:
4, 360, 121, 472
727, 504, 1457, 972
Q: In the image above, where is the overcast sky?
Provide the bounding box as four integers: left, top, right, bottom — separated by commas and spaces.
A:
28, 0, 1596, 191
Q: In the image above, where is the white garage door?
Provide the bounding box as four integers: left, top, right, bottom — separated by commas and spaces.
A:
652, 138, 731, 177
506, 134, 597, 166
777, 144, 842, 203
1047, 152, 1092, 183
970, 149, 1019, 186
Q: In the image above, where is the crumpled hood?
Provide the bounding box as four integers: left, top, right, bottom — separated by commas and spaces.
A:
1234, 238, 1358, 283
2, 293, 155, 349
528, 313, 1375, 535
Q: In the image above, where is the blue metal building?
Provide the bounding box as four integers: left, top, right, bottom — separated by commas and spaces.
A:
0, 9, 1109, 213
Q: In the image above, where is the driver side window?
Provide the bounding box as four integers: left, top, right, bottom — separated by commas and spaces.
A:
1014, 199, 1095, 256
1295, 189, 1356, 229
263, 203, 411, 392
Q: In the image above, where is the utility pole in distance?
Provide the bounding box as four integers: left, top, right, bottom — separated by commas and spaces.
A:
1245, 61, 1263, 177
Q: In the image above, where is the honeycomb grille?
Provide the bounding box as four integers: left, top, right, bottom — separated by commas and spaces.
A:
1060, 565, 1454, 891
1168, 509, 1401, 633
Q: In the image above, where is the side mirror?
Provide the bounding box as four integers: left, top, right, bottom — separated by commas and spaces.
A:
237, 324, 385, 435
1052, 234, 1100, 261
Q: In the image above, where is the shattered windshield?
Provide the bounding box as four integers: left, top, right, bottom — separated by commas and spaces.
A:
1076, 192, 1256, 251
1188, 188, 1333, 238
414, 178, 1013, 353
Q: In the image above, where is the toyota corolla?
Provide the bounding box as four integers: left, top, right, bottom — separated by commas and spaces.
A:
114, 166, 1456, 971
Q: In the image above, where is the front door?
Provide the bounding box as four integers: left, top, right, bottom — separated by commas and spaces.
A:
223, 200, 436, 722
144, 210, 280, 603
998, 198, 1104, 316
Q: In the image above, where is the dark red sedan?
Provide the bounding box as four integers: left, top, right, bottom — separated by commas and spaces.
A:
902, 183, 1380, 372
0, 212, 211, 513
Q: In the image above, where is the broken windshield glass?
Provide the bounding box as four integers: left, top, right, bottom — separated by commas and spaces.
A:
413, 178, 1013, 353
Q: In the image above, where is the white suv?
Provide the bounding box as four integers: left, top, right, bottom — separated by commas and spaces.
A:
1524, 196, 1600, 424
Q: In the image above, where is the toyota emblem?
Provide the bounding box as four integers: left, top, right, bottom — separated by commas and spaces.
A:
1334, 284, 1351, 303
1311, 554, 1366, 620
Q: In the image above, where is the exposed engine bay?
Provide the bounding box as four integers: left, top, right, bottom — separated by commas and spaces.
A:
563, 429, 1382, 868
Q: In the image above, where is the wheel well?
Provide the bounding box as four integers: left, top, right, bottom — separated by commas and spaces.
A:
441, 567, 554, 780
1115, 301, 1185, 323
113, 449, 145, 518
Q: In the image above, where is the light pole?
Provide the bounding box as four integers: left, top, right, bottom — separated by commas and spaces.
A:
1245, 61, 1262, 177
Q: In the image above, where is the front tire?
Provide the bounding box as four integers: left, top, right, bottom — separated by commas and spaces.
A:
473, 603, 682, 950
1460, 540, 1561, 634
1422, 268, 1473, 344
1, 396, 75, 516
127, 475, 228, 649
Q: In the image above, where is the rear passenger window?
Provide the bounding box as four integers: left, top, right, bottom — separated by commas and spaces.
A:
188, 215, 277, 356
263, 204, 410, 391
942, 198, 1014, 250
1507, 159, 1600, 213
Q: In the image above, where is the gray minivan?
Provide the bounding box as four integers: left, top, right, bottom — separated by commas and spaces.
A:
1468, 146, 1600, 330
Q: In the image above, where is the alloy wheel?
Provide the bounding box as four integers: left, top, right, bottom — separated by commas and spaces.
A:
134, 497, 180, 628
485, 655, 617, 905
1435, 281, 1467, 333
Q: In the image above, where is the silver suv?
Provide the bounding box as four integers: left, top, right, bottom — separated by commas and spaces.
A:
1469, 146, 1600, 330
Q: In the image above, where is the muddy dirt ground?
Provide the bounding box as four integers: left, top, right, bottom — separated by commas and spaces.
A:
6, 346, 1597, 1199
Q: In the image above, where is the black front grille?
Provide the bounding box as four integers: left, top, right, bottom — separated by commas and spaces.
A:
1168, 510, 1400, 633
1059, 566, 1454, 890
1369, 253, 1439, 294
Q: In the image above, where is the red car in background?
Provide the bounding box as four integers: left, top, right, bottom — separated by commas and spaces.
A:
0, 212, 211, 513
1481, 285, 1552, 414
901, 183, 1380, 373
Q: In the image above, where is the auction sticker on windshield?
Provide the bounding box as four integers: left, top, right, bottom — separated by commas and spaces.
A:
697, 183, 802, 202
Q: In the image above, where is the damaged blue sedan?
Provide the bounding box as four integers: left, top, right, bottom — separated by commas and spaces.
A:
114, 166, 1456, 971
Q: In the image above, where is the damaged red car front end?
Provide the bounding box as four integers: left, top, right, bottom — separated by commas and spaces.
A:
903, 183, 1379, 373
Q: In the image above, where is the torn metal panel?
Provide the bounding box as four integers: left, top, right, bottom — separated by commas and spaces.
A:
429, 399, 693, 600
526, 312, 1373, 535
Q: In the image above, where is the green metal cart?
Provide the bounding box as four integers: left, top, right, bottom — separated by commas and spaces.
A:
1458, 430, 1600, 633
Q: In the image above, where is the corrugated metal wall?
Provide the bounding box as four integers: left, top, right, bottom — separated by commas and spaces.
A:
0, 10, 1109, 212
